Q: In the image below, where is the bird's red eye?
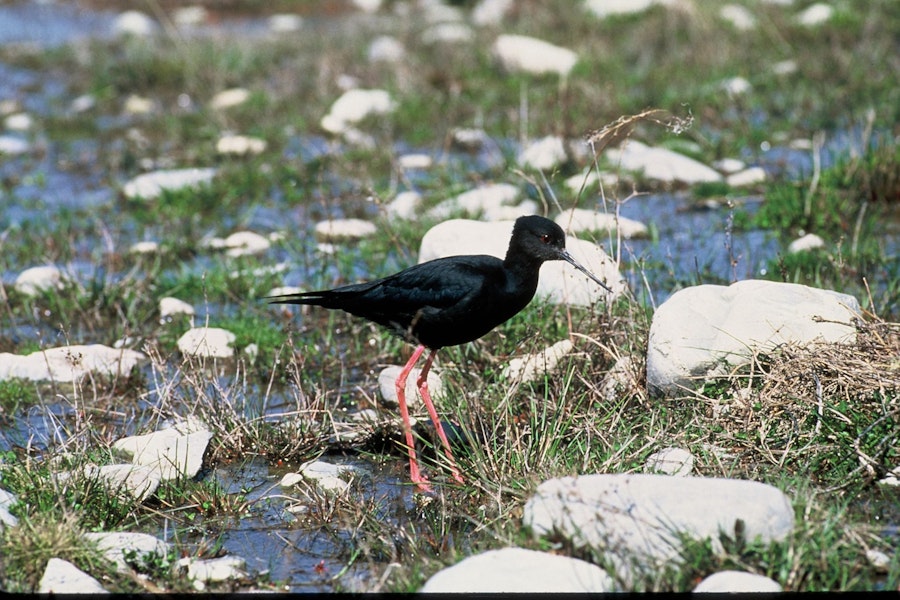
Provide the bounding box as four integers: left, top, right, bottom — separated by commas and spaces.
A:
540, 234, 552, 244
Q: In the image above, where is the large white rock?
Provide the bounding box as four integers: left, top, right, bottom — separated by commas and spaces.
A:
492, 34, 578, 76
428, 183, 521, 220
0, 345, 146, 382
320, 89, 396, 134
216, 134, 266, 156
0, 488, 18, 527
585, 0, 670, 18
607, 140, 722, 185
694, 570, 783, 592
159, 297, 195, 320
518, 135, 568, 170
39, 558, 108, 594
0, 134, 30, 155
122, 167, 217, 200
177, 327, 236, 358
472, 0, 513, 26
646, 280, 860, 395
524, 474, 794, 579
421, 547, 615, 593
314, 218, 377, 242
15, 265, 65, 296
555, 207, 648, 240
210, 88, 250, 110
84, 531, 171, 574
113, 10, 157, 36
418, 219, 624, 306
114, 427, 213, 481
502, 339, 574, 383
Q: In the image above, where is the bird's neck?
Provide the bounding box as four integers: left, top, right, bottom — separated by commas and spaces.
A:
503, 250, 544, 291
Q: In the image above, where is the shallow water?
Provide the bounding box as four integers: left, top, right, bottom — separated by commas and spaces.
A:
0, 1, 896, 592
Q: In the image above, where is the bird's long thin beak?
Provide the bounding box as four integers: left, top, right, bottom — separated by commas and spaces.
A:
560, 250, 614, 293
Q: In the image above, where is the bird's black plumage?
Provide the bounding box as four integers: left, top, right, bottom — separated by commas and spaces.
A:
268, 215, 611, 349
268, 214, 612, 492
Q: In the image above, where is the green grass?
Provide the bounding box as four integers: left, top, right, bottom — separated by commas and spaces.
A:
0, 0, 897, 593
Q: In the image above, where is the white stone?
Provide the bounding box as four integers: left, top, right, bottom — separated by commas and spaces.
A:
421, 547, 615, 593
472, 0, 513, 26
4, 112, 33, 131
721, 76, 752, 96
177, 327, 236, 358
130, 240, 159, 254
502, 339, 574, 383
644, 447, 694, 476
422, 22, 474, 44
216, 134, 267, 156
123, 167, 217, 200
518, 135, 567, 171
727, 166, 767, 187
368, 35, 405, 62
524, 474, 794, 578
429, 183, 520, 219
113, 10, 157, 36
0, 135, 30, 155
0, 488, 18, 527
279, 472, 304, 487
159, 297, 195, 320
555, 207, 648, 240
123, 94, 155, 115
608, 140, 722, 185
797, 2, 833, 26
451, 128, 489, 151
84, 531, 170, 574
0, 344, 146, 383
64, 464, 161, 502
398, 153, 432, 169
378, 364, 444, 410
298, 460, 355, 480
584, 0, 666, 18
646, 280, 860, 395
418, 218, 624, 306
210, 88, 250, 110
39, 558, 108, 594
386, 190, 422, 220
719, 4, 756, 30
321, 89, 396, 134
352, 0, 382, 13
773, 59, 798, 75
71, 94, 96, 113
866, 549, 892, 573
314, 218, 377, 242
114, 427, 213, 481
694, 570, 783, 593
183, 555, 245, 586
713, 158, 746, 174
492, 34, 578, 77
268, 13, 303, 32
173, 6, 207, 26
221, 230, 271, 257
788, 233, 825, 253
15, 265, 64, 296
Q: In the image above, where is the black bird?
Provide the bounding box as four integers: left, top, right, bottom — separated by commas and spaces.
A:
269, 215, 613, 492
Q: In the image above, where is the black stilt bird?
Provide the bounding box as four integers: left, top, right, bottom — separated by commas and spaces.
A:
269, 215, 613, 492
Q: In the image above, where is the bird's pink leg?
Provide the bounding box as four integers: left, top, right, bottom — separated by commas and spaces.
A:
417, 350, 465, 485
396, 344, 432, 492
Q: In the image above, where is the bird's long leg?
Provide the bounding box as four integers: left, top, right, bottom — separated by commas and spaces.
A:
417, 350, 465, 485
396, 344, 432, 493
